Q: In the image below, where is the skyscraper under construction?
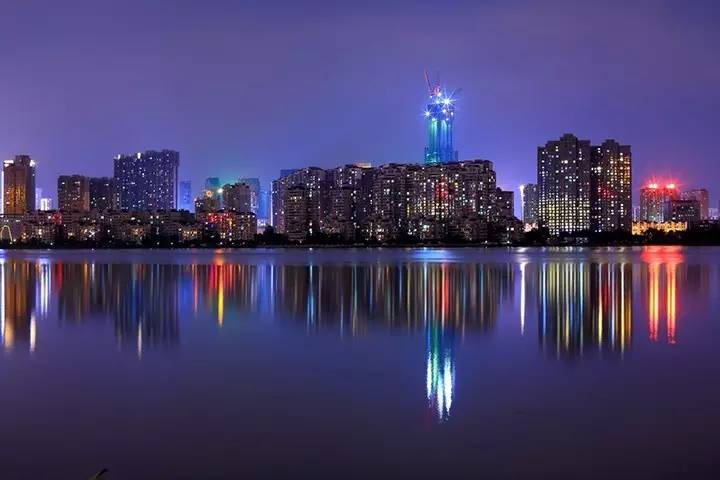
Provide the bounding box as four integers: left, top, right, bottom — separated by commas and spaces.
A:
423, 72, 459, 165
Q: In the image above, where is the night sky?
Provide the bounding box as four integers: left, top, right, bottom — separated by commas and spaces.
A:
2, 0, 719, 211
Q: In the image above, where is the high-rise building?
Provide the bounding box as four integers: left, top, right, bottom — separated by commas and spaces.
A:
270, 159, 510, 243
57, 175, 90, 212
272, 167, 326, 234
39, 198, 53, 211
35, 188, 43, 210
179, 180, 193, 211
495, 189, 514, 220
283, 186, 312, 242
520, 183, 538, 227
681, 188, 709, 220
640, 183, 679, 222
89, 177, 118, 211
3, 155, 36, 215
537, 134, 591, 235
537, 135, 633, 235
237, 177, 261, 214
257, 187, 271, 221
423, 74, 458, 165
222, 183, 252, 212
590, 140, 632, 232
324, 164, 374, 240
114, 150, 179, 211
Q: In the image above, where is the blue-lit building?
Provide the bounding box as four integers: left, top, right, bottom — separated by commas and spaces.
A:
423, 76, 458, 165
179, 180, 193, 211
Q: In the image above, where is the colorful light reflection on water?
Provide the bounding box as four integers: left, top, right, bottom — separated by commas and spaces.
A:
0, 247, 719, 478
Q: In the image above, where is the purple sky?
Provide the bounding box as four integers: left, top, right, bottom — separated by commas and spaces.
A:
2, 0, 719, 212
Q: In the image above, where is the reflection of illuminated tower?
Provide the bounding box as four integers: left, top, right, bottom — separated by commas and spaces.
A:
423, 72, 459, 165
1, 262, 37, 351
426, 322, 455, 422
643, 247, 683, 344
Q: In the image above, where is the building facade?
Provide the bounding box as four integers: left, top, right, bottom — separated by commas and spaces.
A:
114, 150, 179, 211
520, 183, 538, 227
270, 160, 506, 243
237, 178, 261, 215
179, 180, 193, 211
58, 175, 90, 212
537, 134, 592, 235
495, 189, 514, 220
681, 189, 709, 220
39, 198, 53, 211
272, 167, 326, 235
590, 140, 632, 232
537, 135, 632, 235
640, 183, 679, 222
665, 199, 700, 223
3, 155, 36, 215
222, 183, 252, 212
89, 177, 117, 211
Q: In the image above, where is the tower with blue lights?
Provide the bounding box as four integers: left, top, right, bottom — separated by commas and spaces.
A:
423, 72, 459, 165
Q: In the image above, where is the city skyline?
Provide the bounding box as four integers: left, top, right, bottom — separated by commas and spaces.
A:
1, 1, 719, 215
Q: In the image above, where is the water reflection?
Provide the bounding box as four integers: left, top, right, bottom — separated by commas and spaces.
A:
642, 247, 683, 344
0, 247, 713, 422
533, 262, 633, 359
1, 261, 38, 352
426, 321, 454, 422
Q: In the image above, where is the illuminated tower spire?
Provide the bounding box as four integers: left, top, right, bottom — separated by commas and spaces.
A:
423, 71, 459, 165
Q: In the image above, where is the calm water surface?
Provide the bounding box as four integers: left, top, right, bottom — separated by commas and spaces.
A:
1, 247, 719, 479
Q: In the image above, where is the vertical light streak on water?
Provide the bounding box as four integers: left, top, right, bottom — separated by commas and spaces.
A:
649, 263, 659, 342
598, 263, 603, 348
218, 267, 224, 328
620, 263, 626, 355
0, 259, 5, 347
667, 262, 677, 344
541, 262, 547, 339
520, 262, 527, 335
579, 262, 584, 355
610, 264, 616, 350
29, 314, 36, 354
307, 264, 315, 331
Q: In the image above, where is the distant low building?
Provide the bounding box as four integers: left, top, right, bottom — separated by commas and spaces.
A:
196, 211, 257, 242
632, 221, 687, 236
